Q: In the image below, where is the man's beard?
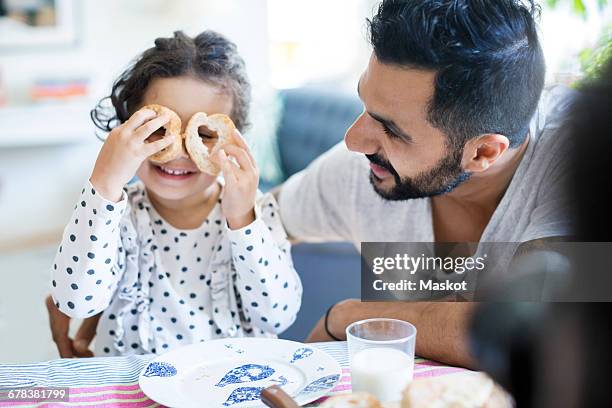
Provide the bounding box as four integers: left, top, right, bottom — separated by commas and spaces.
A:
367, 147, 471, 201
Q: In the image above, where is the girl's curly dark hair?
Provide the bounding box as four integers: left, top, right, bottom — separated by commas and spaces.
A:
91, 30, 251, 134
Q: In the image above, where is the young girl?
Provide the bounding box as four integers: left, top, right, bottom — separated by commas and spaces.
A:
50, 30, 302, 356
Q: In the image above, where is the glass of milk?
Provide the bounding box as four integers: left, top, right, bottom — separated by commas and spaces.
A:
346, 318, 416, 402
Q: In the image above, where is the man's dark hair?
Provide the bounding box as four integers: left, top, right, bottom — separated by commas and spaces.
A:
368, 0, 545, 148
91, 30, 251, 133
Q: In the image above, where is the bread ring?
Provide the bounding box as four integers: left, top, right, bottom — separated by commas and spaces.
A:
184, 112, 238, 175
143, 104, 183, 164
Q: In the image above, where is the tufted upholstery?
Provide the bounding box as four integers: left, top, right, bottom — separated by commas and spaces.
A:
272, 87, 363, 342
276, 87, 363, 179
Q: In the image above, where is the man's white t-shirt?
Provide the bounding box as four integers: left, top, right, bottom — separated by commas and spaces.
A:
278, 86, 575, 249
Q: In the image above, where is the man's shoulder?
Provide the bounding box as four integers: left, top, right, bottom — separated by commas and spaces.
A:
532, 85, 578, 137
527, 85, 578, 167
504, 86, 576, 242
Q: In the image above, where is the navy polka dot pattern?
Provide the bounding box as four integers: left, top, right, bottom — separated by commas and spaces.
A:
50, 180, 302, 357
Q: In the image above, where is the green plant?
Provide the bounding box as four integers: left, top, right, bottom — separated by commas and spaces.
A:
545, 0, 609, 18
577, 26, 612, 86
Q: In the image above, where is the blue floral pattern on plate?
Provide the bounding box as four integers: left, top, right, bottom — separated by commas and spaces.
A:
290, 347, 313, 363
215, 364, 275, 387
222, 386, 264, 406
221, 375, 291, 406
224, 343, 246, 354
270, 375, 289, 386
142, 362, 177, 378
302, 374, 341, 393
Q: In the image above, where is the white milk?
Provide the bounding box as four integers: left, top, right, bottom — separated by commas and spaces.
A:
350, 347, 414, 402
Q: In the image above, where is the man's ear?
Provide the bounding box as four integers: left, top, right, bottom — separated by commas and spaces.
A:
462, 134, 510, 173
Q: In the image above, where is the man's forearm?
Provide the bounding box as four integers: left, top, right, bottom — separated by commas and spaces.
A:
328, 300, 477, 368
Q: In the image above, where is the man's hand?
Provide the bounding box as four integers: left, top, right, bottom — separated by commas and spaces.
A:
306, 298, 477, 368
45, 295, 101, 358
305, 315, 334, 343
306, 299, 355, 343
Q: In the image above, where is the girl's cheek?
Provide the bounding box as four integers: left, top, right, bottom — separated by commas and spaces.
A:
135, 161, 153, 181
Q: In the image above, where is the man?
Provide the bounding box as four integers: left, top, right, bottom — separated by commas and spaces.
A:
277, 0, 573, 367
48, 0, 574, 367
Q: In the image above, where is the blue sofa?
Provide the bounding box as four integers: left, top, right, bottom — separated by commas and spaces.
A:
264, 87, 364, 342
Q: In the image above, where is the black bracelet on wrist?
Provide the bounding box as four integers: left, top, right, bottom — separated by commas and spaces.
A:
324, 303, 343, 341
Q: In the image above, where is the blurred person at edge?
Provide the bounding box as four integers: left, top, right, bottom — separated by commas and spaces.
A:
535, 59, 612, 408
470, 60, 612, 407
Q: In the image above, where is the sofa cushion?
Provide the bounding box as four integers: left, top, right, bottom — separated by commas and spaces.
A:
276, 87, 362, 178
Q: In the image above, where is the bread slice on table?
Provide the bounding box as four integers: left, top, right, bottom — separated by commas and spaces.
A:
402, 372, 514, 408
320, 392, 383, 408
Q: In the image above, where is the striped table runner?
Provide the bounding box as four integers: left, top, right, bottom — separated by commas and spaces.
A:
0, 342, 467, 407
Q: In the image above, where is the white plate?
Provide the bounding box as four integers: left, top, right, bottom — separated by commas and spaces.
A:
139, 338, 342, 408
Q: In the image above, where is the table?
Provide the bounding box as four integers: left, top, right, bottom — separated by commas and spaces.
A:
0, 341, 468, 407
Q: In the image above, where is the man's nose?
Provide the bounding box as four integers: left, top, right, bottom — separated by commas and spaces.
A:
344, 112, 379, 155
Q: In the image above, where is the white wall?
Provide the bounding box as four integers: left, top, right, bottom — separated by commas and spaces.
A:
0, 0, 271, 248
1, 0, 270, 104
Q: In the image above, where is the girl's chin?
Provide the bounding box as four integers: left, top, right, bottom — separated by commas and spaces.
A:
145, 180, 203, 202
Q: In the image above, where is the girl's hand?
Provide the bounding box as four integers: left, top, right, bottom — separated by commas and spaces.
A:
218, 130, 259, 229
90, 107, 174, 202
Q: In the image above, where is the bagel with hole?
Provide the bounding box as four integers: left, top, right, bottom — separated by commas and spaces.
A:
184, 112, 239, 175
143, 104, 183, 164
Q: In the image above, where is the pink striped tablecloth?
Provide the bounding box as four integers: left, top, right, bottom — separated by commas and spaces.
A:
0, 341, 468, 407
